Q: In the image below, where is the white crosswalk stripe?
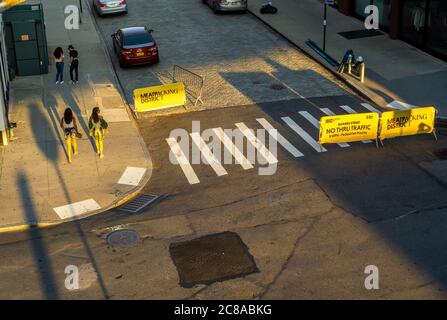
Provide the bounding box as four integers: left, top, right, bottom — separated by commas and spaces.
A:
361, 103, 381, 114
191, 132, 228, 177
213, 128, 254, 170
166, 137, 200, 185
338, 105, 372, 144
281, 116, 327, 152
167, 103, 384, 185
299, 111, 350, 148
235, 122, 278, 164
387, 100, 418, 110
256, 118, 304, 158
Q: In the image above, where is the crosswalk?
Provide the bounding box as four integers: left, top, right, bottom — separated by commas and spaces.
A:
166, 103, 380, 185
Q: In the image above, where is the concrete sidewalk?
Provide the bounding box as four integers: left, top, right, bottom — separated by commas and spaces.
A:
0, 0, 151, 231
248, 0, 447, 115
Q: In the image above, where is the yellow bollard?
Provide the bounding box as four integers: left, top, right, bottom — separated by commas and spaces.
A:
1, 130, 8, 146
8, 127, 14, 140
359, 63, 365, 83
347, 55, 352, 75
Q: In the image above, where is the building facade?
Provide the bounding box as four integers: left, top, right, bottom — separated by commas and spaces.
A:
337, 0, 447, 62
0, 12, 10, 141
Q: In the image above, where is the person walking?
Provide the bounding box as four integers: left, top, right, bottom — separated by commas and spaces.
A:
54, 47, 64, 84
68, 45, 79, 84
60, 108, 79, 163
89, 107, 108, 159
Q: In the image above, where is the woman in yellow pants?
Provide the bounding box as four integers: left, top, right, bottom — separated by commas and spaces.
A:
88, 107, 108, 158
60, 107, 79, 163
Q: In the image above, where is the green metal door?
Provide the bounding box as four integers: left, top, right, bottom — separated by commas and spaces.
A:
12, 21, 40, 76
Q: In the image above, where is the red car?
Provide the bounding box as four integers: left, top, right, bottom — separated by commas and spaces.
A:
111, 27, 159, 67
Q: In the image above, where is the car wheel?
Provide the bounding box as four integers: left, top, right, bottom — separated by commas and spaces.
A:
213, 3, 220, 14
119, 58, 126, 68
202, 0, 206, 4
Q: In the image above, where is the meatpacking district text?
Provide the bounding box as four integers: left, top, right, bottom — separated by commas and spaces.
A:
140, 89, 179, 103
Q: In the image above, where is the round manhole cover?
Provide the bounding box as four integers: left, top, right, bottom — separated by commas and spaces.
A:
107, 229, 141, 247
270, 84, 286, 90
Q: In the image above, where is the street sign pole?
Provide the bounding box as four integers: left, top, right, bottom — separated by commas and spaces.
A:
323, 3, 327, 51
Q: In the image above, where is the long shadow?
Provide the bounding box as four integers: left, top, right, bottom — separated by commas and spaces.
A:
219, 57, 447, 291
17, 171, 59, 299
27, 89, 111, 299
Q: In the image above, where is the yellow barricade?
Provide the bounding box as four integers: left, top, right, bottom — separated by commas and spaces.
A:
319, 112, 379, 145
379, 106, 436, 141
134, 82, 186, 112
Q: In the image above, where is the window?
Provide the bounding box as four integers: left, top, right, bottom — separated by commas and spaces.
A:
426, 0, 447, 57
123, 33, 153, 47
401, 0, 428, 46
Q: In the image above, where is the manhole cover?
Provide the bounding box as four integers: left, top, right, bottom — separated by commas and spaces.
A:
429, 148, 447, 160
118, 194, 160, 213
270, 84, 286, 90
107, 229, 140, 247
169, 231, 258, 288
338, 29, 383, 40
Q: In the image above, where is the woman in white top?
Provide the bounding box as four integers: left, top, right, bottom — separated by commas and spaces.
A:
60, 107, 79, 163
54, 47, 64, 84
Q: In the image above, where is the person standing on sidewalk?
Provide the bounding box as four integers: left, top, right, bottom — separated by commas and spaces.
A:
54, 47, 64, 84
89, 107, 108, 159
60, 108, 80, 163
68, 45, 79, 84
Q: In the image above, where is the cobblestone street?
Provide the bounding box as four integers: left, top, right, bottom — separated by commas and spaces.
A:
92, 0, 351, 113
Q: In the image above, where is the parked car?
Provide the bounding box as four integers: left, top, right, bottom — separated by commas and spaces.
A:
202, 0, 247, 14
111, 27, 159, 67
93, 0, 128, 16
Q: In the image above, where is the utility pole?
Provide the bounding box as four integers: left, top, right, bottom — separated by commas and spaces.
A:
323, 0, 334, 52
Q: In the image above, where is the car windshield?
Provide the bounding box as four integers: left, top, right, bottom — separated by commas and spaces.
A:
123, 33, 153, 47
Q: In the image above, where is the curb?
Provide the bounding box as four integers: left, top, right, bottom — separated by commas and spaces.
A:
0, 0, 153, 235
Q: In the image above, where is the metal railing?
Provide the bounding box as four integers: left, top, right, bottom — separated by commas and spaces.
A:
172, 65, 204, 108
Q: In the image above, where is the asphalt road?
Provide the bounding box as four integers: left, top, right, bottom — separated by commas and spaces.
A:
1, 0, 447, 300
1, 94, 447, 299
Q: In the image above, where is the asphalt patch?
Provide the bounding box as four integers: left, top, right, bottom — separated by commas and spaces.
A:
338, 29, 384, 40
169, 231, 258, 288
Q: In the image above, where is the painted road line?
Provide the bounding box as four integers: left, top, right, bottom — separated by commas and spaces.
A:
117, 167, 147, 186
361, 103, 381, 114
256, 118, 304, 158
235, 122, 278, 164
299, 111, 350, 148
166, 137, 200, 185
53, 199, 101, 220
387, 100, 419, 110
281, 117, 327, 152
338, 105, 372, 144
190, 132, 228, 177
213, 128, 253, 170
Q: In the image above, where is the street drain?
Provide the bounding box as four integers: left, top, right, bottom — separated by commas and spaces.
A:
169, 231, 258, 288
107, 229, 140, 247
270, 84, 286, 90
429, 148, 447, 160
118, 194, 160, 213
